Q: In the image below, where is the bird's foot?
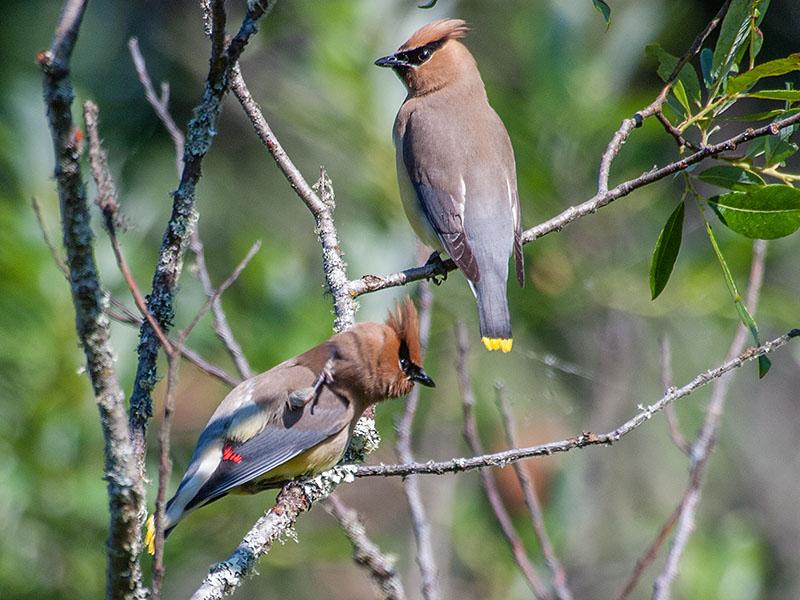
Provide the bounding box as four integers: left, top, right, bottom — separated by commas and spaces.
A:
287, 356, 336, 409
424, 251, 448, 286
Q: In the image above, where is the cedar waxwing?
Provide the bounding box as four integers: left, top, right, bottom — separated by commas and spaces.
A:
147, 298, 433, 548
375, 19, 525, 353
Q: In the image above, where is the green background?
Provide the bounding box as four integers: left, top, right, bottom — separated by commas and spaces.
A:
2, 0, 799, 598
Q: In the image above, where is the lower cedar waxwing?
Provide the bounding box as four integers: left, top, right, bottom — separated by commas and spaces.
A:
146, 297, 433, 550
375, 19, 524, 353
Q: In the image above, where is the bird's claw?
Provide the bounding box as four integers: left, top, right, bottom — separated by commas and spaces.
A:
424, 251, 448, 286
287, 356, 336, 410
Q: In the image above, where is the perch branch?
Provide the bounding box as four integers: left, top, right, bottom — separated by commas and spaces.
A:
354, 327, 798, 479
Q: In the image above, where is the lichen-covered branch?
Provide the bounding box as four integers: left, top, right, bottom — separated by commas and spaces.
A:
128, 0, 273, 479
39, 1, 145, 597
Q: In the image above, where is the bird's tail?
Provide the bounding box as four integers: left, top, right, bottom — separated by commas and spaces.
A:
474, 276, 513, 353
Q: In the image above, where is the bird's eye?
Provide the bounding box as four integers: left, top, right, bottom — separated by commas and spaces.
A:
399, 357, 410, 372
417, 49, 431, 63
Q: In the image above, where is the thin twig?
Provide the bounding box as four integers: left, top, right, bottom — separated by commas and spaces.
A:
190, 233, 254, 379
614, 505, 682, 600
151, 349, 181, 599
655, 110, 701, 152
322, 495, 406, 600
128, 35, 251, 381
31, 197, 69, 279
597, 0, 730, 194
456, 323, 551, 600
652, 239, 767, 600
182, 240, 261, 339
84, 100, 174, 355
394, 279, 439, 600
659, 336, 690, 455
127, 37, 185, 175
106, 295, 241, 387
496, 385, 573, 600
355, 326, 798, 479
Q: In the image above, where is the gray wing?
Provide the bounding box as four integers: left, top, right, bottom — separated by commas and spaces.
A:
402, 115, 481, 282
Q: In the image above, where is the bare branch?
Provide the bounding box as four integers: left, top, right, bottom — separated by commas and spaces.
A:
496, 385, 573, 600
129, 0, 273, 478
597, 0, 730, 193
322, 495, 406, 600
190, 233, 255, 379
355, 327, 798, 479
32, 197, 69, 279
182, 240, 261, 339
127, 37, 185, 175
653, 239, 768, 600
39, 1, 145, 596
84, 100, 175, 355
659, 336, 691, 455
190, 468, 357, 600
395, 279, 439, 600
456, 323, 551, 600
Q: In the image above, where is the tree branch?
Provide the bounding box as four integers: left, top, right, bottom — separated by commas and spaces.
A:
394, 278, 439, 600
322, 494, 406, 600
456, 324, 551, 600
39, 2, 145, 597
354, 327, 798, 479
128, 0, 272, 489
652, 239, 768, 600
495, 385, 573, 600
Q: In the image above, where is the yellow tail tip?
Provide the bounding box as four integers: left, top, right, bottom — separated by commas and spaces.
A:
145, 514, 155, 555
481, 337, 513, 353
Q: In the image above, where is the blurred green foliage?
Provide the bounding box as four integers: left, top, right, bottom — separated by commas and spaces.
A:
3, 0, 800, 598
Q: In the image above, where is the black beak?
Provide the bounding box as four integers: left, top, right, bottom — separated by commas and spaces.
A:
409, 364, 435, 388
374, 54, 408, 68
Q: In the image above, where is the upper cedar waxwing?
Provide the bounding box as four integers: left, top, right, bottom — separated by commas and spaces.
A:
148, 297, 433, 547
375, 19, 525, 353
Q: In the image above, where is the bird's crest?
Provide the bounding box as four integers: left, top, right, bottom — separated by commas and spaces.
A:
385, 296, 422, 364
400, 18, 469, 51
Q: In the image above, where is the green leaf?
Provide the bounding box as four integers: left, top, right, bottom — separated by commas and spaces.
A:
697, 165, 765, 191
726, 54, 800, 95
645, 44, 701, 106
672, 80, 691, 114
747, 89, 800, 101
745, 136, 767, 159
704, 219, 760, 346
650, 201, 685, 300
592, 0, 611, 29
708, 184, 800, 239
758, 355, 772, 378
712, 0, 759, 82
765, 139, 799, 166
701, 48, 714, 88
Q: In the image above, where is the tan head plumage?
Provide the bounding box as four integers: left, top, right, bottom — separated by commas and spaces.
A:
385, 295, 423, 368
399, 18, 469, 51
